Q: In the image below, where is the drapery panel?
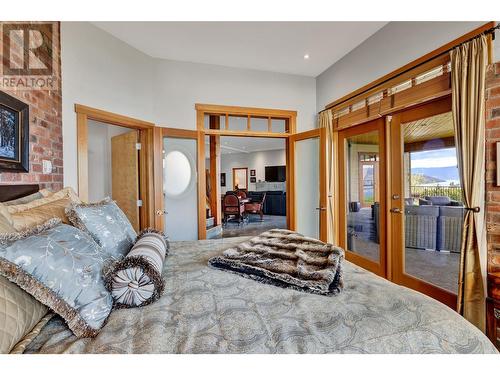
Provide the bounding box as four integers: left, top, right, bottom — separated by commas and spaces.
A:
450, 34, 488, 331
318, 110, 335, 243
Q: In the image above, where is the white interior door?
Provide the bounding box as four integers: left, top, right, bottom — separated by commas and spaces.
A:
163, 136, 198, 240
291, 128, 327, 241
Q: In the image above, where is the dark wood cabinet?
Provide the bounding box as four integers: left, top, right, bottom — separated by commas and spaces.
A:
487, 273, 500, 350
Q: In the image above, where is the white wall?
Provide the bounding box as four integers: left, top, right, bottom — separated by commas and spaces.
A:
152, 59, 316, 132
316, 22, 492, 112
218, 149, 286, 194
87, 120, 132, 201
61, 22, 155, 190
61, 22, 317, 191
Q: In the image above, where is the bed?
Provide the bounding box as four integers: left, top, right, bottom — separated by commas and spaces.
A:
0, 185, 496, 354
22, 237, 497, 354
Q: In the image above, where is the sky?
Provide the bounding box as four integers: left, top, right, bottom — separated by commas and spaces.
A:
410, 148, 458, 169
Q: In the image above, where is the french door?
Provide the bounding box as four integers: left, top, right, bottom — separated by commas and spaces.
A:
390, 97, 457, 308
289, 128, 328, 242
338, 118, 387, 277
337, 98, 459, 307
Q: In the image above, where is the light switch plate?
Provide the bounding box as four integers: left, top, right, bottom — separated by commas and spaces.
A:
42, 159, 52, 174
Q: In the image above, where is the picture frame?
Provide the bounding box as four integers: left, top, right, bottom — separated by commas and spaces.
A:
220, 172, 226, 187
0, 91, 29, 172
250, 177, 256, 183
250, 169, 256, 177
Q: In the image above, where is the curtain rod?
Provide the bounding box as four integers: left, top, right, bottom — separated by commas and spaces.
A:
318, 23, 500, 115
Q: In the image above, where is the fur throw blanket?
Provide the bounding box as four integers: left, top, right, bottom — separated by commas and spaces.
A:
208, 229, 344, 296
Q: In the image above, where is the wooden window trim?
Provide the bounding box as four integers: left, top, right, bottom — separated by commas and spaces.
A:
325, 22, 495, 111
195, 103, 297, 136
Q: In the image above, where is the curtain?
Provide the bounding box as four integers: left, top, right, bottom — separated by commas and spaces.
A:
450, 34, 488, 331
318, 110, 335, 243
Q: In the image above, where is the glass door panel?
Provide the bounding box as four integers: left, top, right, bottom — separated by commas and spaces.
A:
295, 136, 320, 238
391, 98, 458, 308
291, 128, 327, 241
338, 119, 386, 277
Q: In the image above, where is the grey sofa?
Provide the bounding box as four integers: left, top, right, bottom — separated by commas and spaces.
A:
418, 195, 463, 207
437, 206, 464, 253
404, 205, 440, 251
403, 204, 463, 253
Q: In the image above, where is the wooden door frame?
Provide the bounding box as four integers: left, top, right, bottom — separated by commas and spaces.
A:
389, 96, 456, 308
232, 167, 248, 190
196, 103, 298, 240
288, 127, 328, 242
357, 153, 380, 208
75, 104, 155, 229
338, 118, 387, 277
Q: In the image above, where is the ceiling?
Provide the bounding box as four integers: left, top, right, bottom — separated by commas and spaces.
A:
205, 136, 285, 157
348, 111, 454, 145
92, 22, 387, 76
403, 112, 454, 144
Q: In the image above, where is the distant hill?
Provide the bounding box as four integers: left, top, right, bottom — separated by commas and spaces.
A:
411, 173, 445, 184
411, 166, 459, 182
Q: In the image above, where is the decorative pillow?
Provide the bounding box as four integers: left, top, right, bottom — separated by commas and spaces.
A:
2, 189, 52, 206
104, 229, 169, 308
0, 214, 15, 234
66, 198, 137, 259
0, 187, 81, 231
0, 275, 49, 353
0, 219, 113, 338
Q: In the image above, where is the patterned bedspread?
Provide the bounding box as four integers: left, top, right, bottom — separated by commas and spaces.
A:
24, 237, 497, 354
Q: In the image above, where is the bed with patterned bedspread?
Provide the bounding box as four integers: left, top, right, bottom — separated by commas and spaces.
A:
24, 237, 497, 354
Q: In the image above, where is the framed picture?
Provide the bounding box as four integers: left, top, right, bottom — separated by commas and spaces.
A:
220, 173, 226, 187
250, 169, 256, 177
250, 177, 256, 183
0, 91, 29, 172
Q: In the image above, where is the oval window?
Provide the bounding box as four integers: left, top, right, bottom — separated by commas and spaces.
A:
163, 150, 192, 197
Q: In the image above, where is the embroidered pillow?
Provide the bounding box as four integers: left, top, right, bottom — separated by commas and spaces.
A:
0, 219, 113, 338
66, 198, 137, 259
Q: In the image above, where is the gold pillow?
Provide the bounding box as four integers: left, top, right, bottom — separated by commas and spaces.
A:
0, 275, 48, 354
0, 187, 81, 231
0, 214, 15, 234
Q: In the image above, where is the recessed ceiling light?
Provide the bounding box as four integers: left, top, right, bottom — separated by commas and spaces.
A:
303, 54, 310, 60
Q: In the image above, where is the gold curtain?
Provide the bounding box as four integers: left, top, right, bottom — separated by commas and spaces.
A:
450, 34, 488, 331
318, 110, 335, 243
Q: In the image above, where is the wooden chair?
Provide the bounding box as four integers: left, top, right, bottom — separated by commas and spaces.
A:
235, 189, 247, 200
245, 192, 266, 221
222, 192, 245, 225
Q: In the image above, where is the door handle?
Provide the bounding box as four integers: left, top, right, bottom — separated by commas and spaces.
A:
156, 209, 168, 216
315, 207, 327, 211
390, 207, 401, 214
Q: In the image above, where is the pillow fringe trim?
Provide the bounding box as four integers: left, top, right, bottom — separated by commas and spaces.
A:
0, 218, 61, 245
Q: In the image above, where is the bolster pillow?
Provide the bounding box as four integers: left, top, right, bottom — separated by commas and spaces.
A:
104, 229, 169, 308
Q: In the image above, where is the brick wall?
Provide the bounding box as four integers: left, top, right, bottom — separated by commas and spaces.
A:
486, 62, 500, 275
0, 22, 62, 191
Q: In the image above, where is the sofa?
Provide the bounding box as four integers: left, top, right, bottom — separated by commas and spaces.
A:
404, 204, 464, 253
418, 195, 463, 207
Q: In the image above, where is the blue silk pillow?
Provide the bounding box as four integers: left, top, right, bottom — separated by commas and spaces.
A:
66, 198, 137, 260
0, 219, 113, 338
